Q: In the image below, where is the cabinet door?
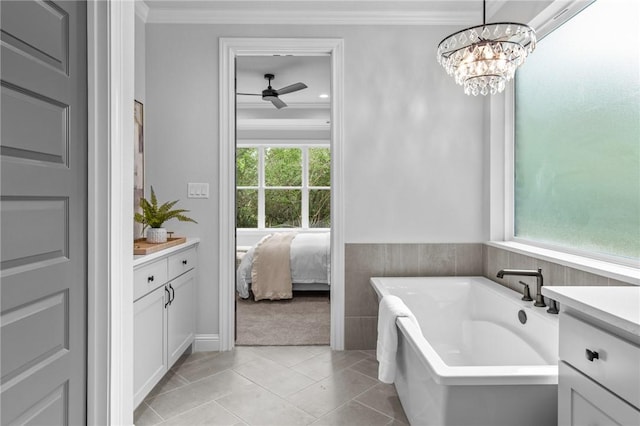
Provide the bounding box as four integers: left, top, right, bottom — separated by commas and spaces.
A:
134, 285, 168, 408
167, 269, 196, 366
559, 362, 640, 426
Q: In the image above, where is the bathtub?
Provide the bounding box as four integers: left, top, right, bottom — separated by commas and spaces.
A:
370, 276, 558, 426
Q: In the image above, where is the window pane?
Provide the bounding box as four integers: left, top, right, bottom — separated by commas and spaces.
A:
236, 189, 258, 228
310, 189, 331, 228
515, 0, 640, 260
236, 148, 258, 186
265, 148, 301, 186
309, 147, 331, 187
265, 189, 301, 228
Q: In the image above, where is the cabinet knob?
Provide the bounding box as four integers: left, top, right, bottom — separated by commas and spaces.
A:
182, 260, 188, 265
148, 275, 154, 282
585, 349, 599, 362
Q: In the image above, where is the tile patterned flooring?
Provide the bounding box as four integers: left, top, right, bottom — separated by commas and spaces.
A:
134, 346, 409, 426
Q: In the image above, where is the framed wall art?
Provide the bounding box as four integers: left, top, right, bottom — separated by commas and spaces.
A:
134, 100, 144, 239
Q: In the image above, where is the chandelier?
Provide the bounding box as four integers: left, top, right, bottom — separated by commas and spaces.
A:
437, 0, 537, 96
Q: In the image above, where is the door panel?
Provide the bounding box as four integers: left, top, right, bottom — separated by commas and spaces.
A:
0, 0, 69, 73
1, 81, 69, 165
1, 1, 87, 424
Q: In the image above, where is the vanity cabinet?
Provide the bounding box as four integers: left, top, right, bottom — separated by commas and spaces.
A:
558, 313, 640, 425
133, 242, 198, 408
544, 286, 640, 426
559, 362, 639, 425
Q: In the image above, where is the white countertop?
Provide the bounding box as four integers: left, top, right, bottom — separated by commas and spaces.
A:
543, 286, 640, 336
133, 237, 200, 267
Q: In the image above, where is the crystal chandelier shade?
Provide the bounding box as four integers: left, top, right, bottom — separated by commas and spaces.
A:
437, 11, 537, 96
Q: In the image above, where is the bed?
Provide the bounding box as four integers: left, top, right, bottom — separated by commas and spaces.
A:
236, 232, 330, 300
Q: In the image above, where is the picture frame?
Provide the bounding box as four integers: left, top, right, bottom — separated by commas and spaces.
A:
134, 100, 145, 238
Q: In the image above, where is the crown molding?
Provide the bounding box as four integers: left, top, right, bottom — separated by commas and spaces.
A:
135, 0, 150, 22
145, 9, 478, 26
528, 0, 594, 39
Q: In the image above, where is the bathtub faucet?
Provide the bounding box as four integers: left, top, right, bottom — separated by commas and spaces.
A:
496, 268, 546, 308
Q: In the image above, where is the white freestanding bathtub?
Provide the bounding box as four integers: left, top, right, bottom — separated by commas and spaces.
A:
370, 276, 558, 426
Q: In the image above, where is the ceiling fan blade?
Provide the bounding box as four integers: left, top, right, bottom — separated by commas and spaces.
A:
270, 97, 287, 109
275, 82, 307, 95
236, 93, 262, 96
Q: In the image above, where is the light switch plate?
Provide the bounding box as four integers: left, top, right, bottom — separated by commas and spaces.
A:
188, 183, 209, 198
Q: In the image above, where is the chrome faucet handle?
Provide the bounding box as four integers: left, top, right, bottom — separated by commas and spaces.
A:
547, 299, 559, 314
517, 281, 533, 302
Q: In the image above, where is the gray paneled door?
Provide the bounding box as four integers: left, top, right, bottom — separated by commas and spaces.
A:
1, 1, 87, 424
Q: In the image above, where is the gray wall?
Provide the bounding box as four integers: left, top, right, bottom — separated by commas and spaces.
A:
344, 242, 632, 350
483, 245, 634, 290
134, 14, 145, 103
345, 243, 483, 349
144, 23, 487, 341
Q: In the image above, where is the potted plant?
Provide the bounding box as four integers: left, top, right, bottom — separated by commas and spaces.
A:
135, 186, 197, 243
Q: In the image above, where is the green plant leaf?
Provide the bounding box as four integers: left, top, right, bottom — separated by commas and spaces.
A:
150, 186, 158, 209
133, 186, 197, 230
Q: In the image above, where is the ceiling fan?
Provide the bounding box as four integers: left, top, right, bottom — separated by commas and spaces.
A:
237, 73, 307, 109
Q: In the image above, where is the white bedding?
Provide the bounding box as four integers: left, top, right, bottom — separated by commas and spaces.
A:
236, 232, 330, 299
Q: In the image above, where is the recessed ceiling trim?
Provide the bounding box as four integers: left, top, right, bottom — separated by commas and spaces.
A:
236, 101, 330, 110
145, 9, 478, 25
237, 118, 330, 131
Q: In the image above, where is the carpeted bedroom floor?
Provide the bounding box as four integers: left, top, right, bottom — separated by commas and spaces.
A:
235, 291, 330, 346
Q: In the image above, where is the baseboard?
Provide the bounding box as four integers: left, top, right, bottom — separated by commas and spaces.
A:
194, 334, 220, 352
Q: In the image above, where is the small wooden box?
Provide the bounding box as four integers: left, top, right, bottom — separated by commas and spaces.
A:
134, 237, 186, 255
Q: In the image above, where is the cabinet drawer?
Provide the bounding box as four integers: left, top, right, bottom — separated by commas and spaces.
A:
168, 247, 197, 280
134, 259, 168, 301
560, 313, 640, 407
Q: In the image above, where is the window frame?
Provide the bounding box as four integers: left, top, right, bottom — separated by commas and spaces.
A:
490, 0, 640, 283
236, 142, 331, 230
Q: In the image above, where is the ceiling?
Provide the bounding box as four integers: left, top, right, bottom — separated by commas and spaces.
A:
236, 56, 331, 108
139, 0, 570, 115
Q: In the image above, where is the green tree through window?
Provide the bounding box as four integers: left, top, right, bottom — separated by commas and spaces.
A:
236, 145, 331, 229
236, 148, 259, 228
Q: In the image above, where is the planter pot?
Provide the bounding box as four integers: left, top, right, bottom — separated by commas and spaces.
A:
147, 227, 167, 243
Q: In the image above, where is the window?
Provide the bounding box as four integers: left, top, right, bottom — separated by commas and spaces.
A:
236, 145, 331, 229
514, 0, 639, 262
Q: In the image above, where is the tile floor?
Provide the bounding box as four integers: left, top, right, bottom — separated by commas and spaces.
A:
134, 346, 409, 426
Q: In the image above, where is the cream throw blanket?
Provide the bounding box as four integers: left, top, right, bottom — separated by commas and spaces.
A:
251, 232, 296, 301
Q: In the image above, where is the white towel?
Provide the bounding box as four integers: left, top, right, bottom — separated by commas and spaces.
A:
376, 295, 419, 384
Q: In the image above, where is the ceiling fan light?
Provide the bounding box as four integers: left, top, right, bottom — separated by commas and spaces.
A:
237, 73, 308, 108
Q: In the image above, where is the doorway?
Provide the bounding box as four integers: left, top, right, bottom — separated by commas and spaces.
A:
234, 55, 332, 345
219, 38, 345, 351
